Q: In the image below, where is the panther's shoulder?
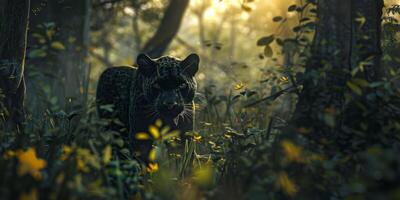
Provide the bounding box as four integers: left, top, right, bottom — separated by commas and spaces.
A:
99, 66, 136, 81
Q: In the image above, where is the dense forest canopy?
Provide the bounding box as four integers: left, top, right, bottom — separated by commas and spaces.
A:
1, 0, 400, 199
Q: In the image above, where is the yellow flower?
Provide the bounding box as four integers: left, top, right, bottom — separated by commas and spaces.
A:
280, 76, 289, 83
19, 189, 38, 200
103, 145, 112, 164
148, 148, 157, 162
146, 162, 159, 173
77, 158, 88, 172
60, 145, 72, 161
277, 171, 298, 197
17, 148, 47, 180
135, 132, 150, 140
76, 148, 98, 172
234, 82, 245, 90
149, 125, 160, 139
281, 140, 303, 163
193, 133, 202, 142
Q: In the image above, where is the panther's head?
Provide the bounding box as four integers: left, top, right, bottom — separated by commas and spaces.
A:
136, 53, 199, 120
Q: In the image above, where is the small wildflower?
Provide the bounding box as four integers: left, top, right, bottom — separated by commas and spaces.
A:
76, 148, 98, 172
193, 133, 202, 142
135, 132, 150, 140
17, 148, 47, 180
277, 171, 298, 197
234, 82, 245, 90
281, 140, 303, 163
76, 158, 87, 172
147, 162, 159, 173
148, 148, 157, 162
103, 145, 112, 164
60, 145, 72, 161
280, 76, 289, 83
149, 125, 160, 139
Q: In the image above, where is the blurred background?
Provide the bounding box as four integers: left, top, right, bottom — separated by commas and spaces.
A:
1, 0, 398, 199
25, 0, 400, 123
25, 0, 303, 118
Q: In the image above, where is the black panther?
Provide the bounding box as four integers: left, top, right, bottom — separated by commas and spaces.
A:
96, 53, 199, 162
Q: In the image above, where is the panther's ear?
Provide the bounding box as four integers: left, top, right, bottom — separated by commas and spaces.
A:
181, 53, 199, 77
137, 53, 156, 76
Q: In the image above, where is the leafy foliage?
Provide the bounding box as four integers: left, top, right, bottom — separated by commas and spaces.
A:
1, 0, 400, 199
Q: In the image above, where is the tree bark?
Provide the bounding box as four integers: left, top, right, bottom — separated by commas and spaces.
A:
141, 0, 190, 58
0, 0, 30, 131
290, 0, 384, 149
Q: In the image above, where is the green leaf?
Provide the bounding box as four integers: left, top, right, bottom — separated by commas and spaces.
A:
352, 78, 369, 88
293, 26, 301, 32
300, 17, 310, 23
264, 46, 273, 57
288, 5, 297, 12
347, 81, 362, 96
241, 4, 252, 12
303, 22, 316, 30
29, 49, 47, 58
257, 35, 274, 46
273, 16, 284, 22
51, 41, 66, 50
323, 114, 336, 127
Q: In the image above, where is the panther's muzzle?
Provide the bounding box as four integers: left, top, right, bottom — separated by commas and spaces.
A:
157, 90, 184, 117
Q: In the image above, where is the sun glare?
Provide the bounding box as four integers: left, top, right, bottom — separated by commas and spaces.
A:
124, 7, 135, 16
212, 0, 230, 11
202, 0, 237, 19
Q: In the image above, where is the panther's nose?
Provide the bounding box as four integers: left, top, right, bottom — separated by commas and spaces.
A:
163, 102, 178, 110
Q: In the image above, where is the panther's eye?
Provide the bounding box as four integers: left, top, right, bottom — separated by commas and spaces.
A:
153, 83, 161, 89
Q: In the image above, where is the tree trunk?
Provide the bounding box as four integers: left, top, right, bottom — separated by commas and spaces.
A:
27, 0, 91, 111
0, 0, 30, 131
141, 0, 190, 58
290, 0, 384, 149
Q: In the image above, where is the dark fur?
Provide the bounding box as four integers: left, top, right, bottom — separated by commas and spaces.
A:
96, 54, 199, 161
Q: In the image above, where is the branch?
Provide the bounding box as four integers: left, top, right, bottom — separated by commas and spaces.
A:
142, 0, 190, 58
244, 86, 298, 108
